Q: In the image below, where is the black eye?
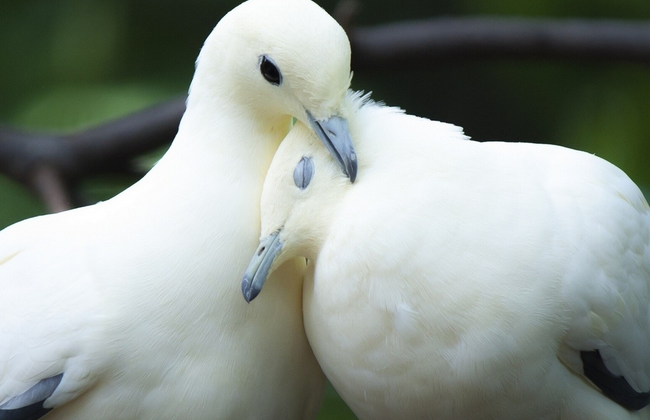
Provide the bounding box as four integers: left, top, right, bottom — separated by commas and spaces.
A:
259, 55, 282, 86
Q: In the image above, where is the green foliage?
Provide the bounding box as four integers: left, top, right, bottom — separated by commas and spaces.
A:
556, 67, 650, 185
14, 84, 174, 131
317, 382, 358, 420
0, 177, 45, 228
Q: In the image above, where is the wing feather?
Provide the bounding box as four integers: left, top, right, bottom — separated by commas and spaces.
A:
557, 155, 650, 409
0, 211, 104, 417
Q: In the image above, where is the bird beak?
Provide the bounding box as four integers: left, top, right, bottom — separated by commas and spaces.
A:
241, 230, 283, 303
307, 112, 357, 183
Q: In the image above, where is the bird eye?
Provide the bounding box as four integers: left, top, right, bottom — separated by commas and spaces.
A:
259, 55, 282, 86
293, 156, 314, 190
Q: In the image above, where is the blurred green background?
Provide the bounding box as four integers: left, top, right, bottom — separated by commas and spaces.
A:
1, 0, 649, 417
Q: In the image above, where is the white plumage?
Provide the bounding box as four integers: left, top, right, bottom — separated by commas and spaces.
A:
0, 0, 357, 418
244, 93, 650, 419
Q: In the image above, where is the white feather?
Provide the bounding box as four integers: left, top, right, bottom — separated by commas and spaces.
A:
257, 92, 650, 419
0, 0, 356, 417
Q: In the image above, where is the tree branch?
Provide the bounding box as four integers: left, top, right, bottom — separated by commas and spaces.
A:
350, 18, 650, 70
65, 97, 185, 176
2, 16, 650, 211
0, 97, 185, 209
29, 166, 72, 213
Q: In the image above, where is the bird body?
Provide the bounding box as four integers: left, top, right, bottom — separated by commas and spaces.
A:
0, 143, 311, 420
245, 94, 650, 419
0, 0, 357, 418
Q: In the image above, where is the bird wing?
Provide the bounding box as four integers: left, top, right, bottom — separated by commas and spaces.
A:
0, 374, 63, 419
0, 211, 104, 419
555, 154, 650, 411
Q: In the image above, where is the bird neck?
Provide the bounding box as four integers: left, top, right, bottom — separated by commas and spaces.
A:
115, 93, 292, 229
173, 94, 291, 168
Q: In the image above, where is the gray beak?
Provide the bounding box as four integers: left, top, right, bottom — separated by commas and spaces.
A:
307, 112, 357, 183
241, 231, 283, 303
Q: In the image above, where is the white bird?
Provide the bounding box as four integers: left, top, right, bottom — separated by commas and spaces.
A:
242, 92, 650, 420
0, 0, 358, 418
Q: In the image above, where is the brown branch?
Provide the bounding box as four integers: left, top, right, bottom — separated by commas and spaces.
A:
29, 166, 72, 213
332, 0, 361, 35
64, 97, 185, 175
0, 97, 185, 208
349, 18, 650, 70
2, 16, 650, 211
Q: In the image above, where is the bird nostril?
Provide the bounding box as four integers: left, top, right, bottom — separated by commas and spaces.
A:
258, 246, 266, 256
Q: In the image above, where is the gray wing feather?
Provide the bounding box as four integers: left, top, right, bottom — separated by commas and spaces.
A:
0, 374, 63, 420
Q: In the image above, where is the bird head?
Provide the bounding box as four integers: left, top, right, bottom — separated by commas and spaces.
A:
189, 0, 357, 181
241, 118, 352, 302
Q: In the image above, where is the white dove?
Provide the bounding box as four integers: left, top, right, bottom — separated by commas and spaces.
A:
243, 93, 650, 420
0, 0, 357, 419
